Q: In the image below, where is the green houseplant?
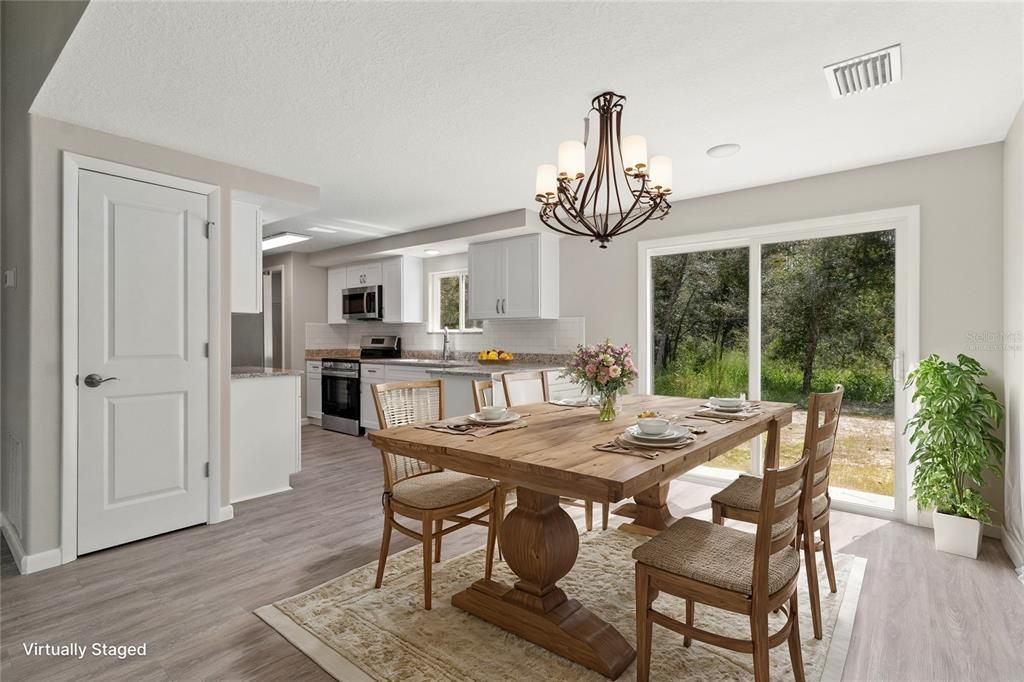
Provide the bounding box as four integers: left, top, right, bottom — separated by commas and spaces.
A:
904, 354, 1004, 558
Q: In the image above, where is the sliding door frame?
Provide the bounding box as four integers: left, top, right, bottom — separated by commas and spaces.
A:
637, 206, 920, 524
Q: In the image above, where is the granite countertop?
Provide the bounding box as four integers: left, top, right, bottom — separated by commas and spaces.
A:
231, 366, 304, 379
425, 364, 567, 377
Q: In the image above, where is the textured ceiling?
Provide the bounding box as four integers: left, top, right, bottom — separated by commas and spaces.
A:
33, 1, 1023, 252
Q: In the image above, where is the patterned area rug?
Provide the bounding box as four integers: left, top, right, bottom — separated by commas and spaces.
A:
256, 529, 866, 681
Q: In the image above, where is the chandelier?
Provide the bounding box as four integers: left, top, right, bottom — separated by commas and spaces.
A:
534, 92, 672, 249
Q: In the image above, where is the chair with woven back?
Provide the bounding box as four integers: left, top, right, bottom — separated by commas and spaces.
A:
710, 384, 844, 640
372, 379, 502, 610
633, 452, 810, 682
500, 370, 609, 531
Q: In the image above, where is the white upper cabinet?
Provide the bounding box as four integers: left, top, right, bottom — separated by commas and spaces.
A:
230, 201, 263, 313
467, 233, 559, 320
325, 256, 422, 324
326, 266, 347, 323
346, 262, 382, 288
382, 256, 423, 323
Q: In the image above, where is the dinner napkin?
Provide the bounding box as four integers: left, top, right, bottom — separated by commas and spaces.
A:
417, 417, 528, 438
694, 405, 761, 421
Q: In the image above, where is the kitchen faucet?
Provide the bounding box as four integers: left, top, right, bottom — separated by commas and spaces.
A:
442, 326, 451, 362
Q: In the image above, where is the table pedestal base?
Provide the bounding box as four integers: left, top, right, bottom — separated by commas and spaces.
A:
612, 481, 677, 533
452, 580, 634, 679
452, 487, 634, 679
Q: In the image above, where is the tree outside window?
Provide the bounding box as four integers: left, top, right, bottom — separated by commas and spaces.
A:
432, 270, 482, 332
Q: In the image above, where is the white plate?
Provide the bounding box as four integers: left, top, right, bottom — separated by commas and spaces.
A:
702, 402, 750, 413
620, 431, 694, 448
625, 425, 691, 442
550, 397, 597, 407
467, 411, 521, 425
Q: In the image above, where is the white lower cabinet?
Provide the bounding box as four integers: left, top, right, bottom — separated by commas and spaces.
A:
230, 375, 301, 503
360, 364, 432, 430
306, 361, 322, 419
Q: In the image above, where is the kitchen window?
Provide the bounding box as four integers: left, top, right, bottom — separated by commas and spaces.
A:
429, 270, 483, 333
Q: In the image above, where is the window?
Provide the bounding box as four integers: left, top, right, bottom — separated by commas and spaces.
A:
430, 270, 482, 333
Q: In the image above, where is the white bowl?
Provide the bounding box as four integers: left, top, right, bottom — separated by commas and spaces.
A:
479, 406, 507, 420
636, 417, 670, 435
710, 397, 744, 409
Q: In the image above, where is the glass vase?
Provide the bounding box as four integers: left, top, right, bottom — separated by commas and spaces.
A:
597, 391, 619, 421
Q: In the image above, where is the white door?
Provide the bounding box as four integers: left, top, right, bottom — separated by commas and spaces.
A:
502, 236, 540, 318
77, 170, 210, 554
467, 241, 505, 319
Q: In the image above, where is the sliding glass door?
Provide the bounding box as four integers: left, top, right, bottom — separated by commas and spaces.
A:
640, 208, 918, 518
651, 247, 751, 471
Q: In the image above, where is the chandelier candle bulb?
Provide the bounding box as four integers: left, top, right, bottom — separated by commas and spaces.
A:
621, 135, 648, 175
558, 140, 586, 179
649, 155, 673, 195
535, 164, 558, 202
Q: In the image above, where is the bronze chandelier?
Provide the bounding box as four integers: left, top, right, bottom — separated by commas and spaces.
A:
534, 92, 672, 249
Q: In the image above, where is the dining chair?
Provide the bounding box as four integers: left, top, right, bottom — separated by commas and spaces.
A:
500, 371, 609, 532
372, 379, 502, 610
710, 385, 844, 640
633, 453, 809, 682
472, 379, 493, 413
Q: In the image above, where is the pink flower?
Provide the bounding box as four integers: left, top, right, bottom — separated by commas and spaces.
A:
609, 365, 621, 378
585, 363, 597, 377
597, 374, 608, 385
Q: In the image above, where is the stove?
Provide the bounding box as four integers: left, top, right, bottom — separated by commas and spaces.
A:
319, 336, 401, 436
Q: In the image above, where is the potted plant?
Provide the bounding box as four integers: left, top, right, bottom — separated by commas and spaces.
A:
904, 354, 1004, 558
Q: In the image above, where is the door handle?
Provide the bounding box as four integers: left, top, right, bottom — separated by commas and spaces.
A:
501, 298, 506, 314
83, 373, 118, 388
495, 298, 500, 314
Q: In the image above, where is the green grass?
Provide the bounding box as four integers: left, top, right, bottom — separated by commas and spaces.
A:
656, 351, 896, 496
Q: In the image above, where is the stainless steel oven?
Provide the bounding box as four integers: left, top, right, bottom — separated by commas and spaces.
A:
321, 359, 361, 435
342, 285, 383, 321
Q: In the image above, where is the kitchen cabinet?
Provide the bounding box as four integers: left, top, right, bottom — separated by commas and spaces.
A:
327, 266, 346, 324
230, 374, 301, 503
346, 262, 382, 288
382, 257, 423, 323
306, 360, 322, 420
230, 200, 263, 313
467, 233, 559, 320
360, 364, 386, 430
326, 256, 422, 324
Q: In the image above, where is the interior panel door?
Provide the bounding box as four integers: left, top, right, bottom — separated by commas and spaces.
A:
77, 170, 209, 554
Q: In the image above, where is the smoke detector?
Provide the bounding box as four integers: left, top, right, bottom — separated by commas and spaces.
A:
824, 44, 902, 99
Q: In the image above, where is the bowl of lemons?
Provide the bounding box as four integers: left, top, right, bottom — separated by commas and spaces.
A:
477, 349, 515, 364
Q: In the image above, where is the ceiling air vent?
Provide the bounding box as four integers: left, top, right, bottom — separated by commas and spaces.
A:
824, 44, 902, 98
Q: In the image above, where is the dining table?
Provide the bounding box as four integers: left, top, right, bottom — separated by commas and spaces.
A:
367, 394, 795, 679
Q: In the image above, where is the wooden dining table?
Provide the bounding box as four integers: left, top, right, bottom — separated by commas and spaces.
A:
368, 394, 795, 679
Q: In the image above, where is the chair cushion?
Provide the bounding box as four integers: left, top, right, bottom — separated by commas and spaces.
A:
632, 517, 800, 596
711, 474, 829, 518
391, 471, 496, 509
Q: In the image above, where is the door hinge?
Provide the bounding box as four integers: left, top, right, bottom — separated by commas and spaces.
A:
203, 342, 209, 358
204, 462, 210, 478
204, 221, 214, 238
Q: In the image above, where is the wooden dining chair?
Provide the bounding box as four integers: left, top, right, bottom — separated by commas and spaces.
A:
710, 385, 844, 640
372, 379, 502, 610
472, 379, 493, 413
500, 371, 609, 532
633, 454, 809, 682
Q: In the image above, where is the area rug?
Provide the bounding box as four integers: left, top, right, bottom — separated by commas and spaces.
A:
256, 529, 866, 681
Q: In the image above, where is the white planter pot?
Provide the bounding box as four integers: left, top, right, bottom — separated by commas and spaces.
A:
932, 511, 982, 559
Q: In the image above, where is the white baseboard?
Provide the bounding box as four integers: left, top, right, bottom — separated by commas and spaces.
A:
210, 504, 234, 524
1, 513, 62, 575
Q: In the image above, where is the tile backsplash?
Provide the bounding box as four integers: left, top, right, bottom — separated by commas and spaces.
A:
306, 317, 586, 355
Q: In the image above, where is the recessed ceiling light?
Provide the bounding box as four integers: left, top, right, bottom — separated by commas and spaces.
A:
308, 226, 336, 234
262, 232, 311, 251
706, 143, 741, 158
424, 248, 440, 256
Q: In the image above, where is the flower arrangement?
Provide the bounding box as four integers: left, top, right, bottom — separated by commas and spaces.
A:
562, 340, 637, 420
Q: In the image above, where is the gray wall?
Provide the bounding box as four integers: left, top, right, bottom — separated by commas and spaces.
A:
1, 0, 88, 552
559, 143, 1007, 525
1003, 103, 1024, 566
263, 251, 327, 416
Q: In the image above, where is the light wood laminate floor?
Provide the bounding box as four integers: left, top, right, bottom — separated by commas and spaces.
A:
2, 425, 1022, 681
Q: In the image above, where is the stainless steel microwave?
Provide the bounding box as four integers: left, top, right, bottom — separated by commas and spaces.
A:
342, 285, 383, 320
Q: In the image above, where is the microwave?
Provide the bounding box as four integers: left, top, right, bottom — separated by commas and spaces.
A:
342, 285, 383, 320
